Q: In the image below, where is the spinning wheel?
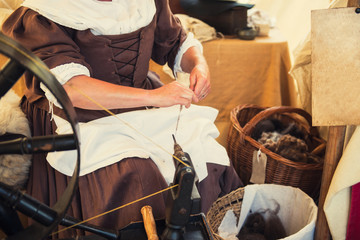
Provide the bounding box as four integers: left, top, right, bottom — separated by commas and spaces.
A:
0, 31, 81, 239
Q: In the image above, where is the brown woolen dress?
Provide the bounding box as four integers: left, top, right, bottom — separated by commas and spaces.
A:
3, 2, 242, 239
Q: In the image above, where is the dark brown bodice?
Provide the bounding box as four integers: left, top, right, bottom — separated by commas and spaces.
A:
68, 18, 164, 122
75, 18, 157, 90
2, 2, 186, 122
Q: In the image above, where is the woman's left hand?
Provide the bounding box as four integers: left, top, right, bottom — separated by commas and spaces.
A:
180, 45, 211, 103
189, 62, 211, 103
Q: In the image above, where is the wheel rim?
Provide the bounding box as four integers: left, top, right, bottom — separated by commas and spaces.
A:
0, 31, 81, 239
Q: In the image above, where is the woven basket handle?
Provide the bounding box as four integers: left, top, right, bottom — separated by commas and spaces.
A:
242, 106, 313, 136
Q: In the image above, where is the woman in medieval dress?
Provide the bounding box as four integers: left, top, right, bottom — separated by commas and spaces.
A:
2, 0, 242, 238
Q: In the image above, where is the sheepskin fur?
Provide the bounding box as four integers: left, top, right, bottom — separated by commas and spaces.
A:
0, 90, 31, 189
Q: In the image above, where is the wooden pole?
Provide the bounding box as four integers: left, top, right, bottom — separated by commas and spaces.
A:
314, 126, 346, 239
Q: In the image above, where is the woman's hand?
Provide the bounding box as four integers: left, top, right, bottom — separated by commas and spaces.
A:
189, 62, 210, 102
149, 81, 194, 108
180, 46, 211, 103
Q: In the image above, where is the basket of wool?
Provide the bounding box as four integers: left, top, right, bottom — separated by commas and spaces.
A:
206, 184, 318, 240
226, 104, 326, 199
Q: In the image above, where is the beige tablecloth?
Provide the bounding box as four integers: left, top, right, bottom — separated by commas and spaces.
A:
150, 29, 299, 146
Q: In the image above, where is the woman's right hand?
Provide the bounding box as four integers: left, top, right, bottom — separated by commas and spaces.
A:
64, 75, 194, 110
149, 81, 194, 108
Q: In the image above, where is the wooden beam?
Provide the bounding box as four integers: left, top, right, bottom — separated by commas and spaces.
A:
314, 126, 346, 240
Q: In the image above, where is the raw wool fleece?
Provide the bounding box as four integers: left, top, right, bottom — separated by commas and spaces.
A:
0, 90, 31, 189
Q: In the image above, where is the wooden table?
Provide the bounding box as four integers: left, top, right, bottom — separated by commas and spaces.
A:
150, 29, 299, 146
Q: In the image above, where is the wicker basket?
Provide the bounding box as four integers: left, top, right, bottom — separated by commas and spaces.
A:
206, 187, 245, 240
227, 104, 326, 199
206, 185, 318, 240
